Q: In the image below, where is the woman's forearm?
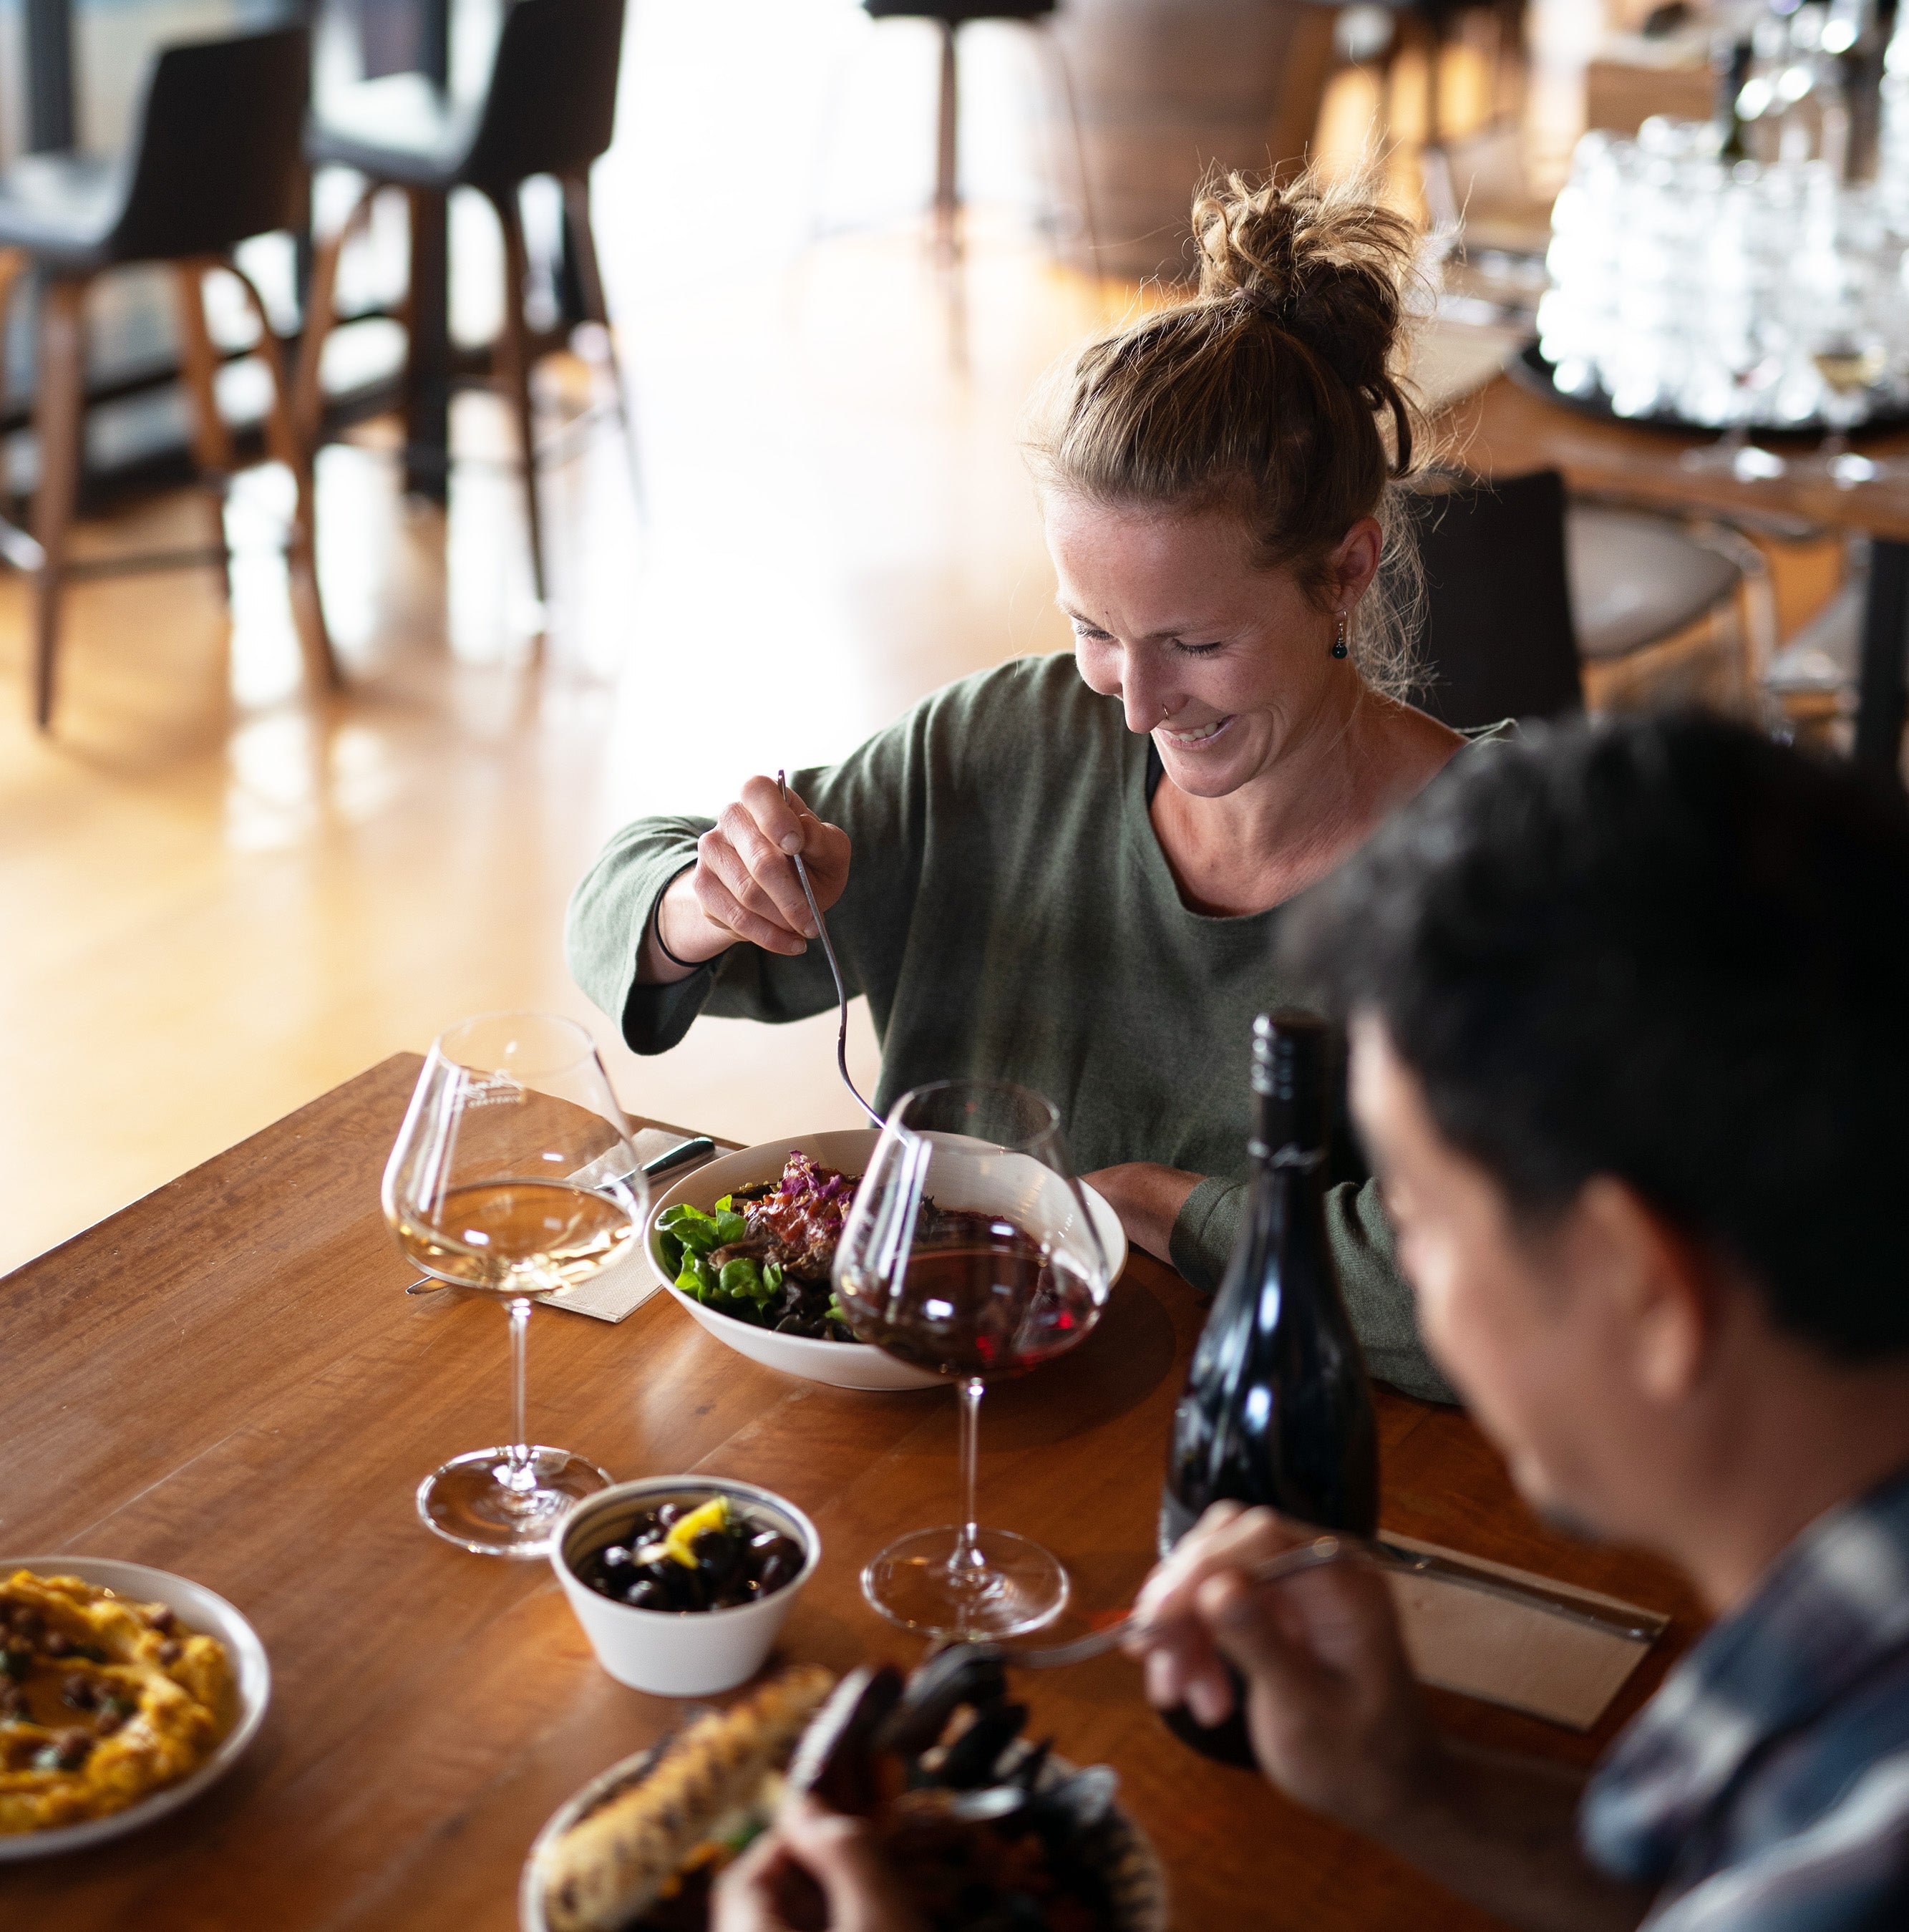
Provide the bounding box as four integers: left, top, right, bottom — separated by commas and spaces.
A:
1081, 1162, 1205, 1266
638, 870, 734, 986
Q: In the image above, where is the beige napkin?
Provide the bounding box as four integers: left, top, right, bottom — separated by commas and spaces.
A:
1384, 1533, 1668, 1730
536, 1130, 717, 1325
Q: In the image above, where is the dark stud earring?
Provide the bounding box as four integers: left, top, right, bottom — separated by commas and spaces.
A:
1331, 611, 1349, 659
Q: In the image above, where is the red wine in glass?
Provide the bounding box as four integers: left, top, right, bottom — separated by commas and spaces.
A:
833, 1084, 1109, 1640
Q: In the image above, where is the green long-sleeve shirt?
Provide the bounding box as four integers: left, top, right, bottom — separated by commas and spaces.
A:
566, 652, 1454, 1403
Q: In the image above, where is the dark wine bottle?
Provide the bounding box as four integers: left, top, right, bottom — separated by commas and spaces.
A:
1157, 1009, 1379, 1766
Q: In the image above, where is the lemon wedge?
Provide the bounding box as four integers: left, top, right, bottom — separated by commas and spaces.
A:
658, 1496, 730, 1569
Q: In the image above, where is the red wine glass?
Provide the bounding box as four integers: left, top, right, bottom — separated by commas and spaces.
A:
832, 1079, 1109, 1639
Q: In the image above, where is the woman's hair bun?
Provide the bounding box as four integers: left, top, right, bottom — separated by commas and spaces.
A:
1026, 165, 1429, 701
1190, 169, 1419, 412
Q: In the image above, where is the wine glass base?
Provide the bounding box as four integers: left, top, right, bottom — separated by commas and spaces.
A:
861, 1526, 1069, 1641
417, 1446, 611, 1558
1679, 440, 1786, 482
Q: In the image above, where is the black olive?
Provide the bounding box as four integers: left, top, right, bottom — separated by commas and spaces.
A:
598, 1544, 633, 1572
690, 1528, 739, 1582
747, 1530, 800, 1570
756, 1551, 798, 1596
653, 1503, 684, 1530
621, 1578, 670, 1611
713, 1577, 758, 1610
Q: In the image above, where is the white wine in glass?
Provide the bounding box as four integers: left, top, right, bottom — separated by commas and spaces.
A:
382, 1012, 646, 1556
1812, 344, 1887, 396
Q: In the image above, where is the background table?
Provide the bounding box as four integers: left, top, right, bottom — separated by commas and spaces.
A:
1, 1057, 1706, 1928
1444, 374, 1909, 774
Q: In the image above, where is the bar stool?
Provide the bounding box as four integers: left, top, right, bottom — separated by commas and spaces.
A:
860, 1, 1096, 269
1404, 470, 1752, 728
0, 24, 333, 730
298, 0, 632, 611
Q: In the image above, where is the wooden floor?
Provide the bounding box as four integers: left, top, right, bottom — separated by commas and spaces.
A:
1, 0, 1182, 1276
0, 4, 1832, 1276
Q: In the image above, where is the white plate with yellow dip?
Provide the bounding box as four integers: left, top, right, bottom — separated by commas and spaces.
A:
0, 1555, 271, 1859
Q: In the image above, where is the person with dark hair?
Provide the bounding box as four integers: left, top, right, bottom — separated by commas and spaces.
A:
714, 712, 1909, 1932
1128, 712, 1909, 1931
567, 170, 1483, 1404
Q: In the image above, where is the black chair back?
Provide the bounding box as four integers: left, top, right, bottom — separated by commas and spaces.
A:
1404, 469, 1583, 730
864, 3, 1058, 17
108, 26, 309, 263
463, 0, 628, 189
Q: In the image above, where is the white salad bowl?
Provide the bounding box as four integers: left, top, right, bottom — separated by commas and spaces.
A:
644, 1128, 1127, 1392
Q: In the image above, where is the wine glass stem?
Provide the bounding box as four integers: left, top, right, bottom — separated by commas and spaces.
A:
504, 1296, 536, 1494
952, 1375, 986, 1581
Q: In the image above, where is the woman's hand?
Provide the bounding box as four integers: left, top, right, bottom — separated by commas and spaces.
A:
644, 777, 853, 981
1130, 1503, 1441, 1838
1079, 1163, 1203, 1266
712, 1795, 926, 1932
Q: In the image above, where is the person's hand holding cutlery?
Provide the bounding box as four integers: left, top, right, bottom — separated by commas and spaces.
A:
1125, 1501, 1438, 1833
641, 775, 853, 980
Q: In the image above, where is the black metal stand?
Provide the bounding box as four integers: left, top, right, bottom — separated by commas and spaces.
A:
1855, 539, 1909, 778
24, 0, 76, 152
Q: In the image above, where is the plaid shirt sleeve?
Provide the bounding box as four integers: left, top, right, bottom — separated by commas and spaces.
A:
1582, 1467, 1909, 1932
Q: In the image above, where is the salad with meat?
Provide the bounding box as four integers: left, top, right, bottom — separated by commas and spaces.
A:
656, 1151, 861, 1343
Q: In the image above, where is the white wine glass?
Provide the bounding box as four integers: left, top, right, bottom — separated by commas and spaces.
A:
832, 1080, 1109, 1639
382, 1012, 646, 1556
1802, 325, 1903, 486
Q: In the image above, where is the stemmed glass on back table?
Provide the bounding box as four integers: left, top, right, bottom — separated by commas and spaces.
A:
833, 1079, 1110, 1641
382, 1012, 648, 1557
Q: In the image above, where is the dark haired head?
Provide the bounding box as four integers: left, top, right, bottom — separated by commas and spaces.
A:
1285, 712, 1909, 1359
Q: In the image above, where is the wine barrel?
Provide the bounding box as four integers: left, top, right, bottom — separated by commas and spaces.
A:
1049, 0, 1341, 283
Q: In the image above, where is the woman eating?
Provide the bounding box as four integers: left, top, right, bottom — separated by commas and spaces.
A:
567, 170, 1478, 1401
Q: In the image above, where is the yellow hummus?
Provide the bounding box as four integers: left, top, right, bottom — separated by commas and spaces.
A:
0, 1569, 234, 1833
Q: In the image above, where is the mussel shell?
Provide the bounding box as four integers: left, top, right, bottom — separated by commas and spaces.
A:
938, 1701, 1028, 1790
873, 1642, 1009, 1757
786, 1664, 903, 1816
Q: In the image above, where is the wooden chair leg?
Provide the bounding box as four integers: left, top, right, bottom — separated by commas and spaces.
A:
489, 185, 548, 609
291, 183, 378, 453
223, 258, 341, 694
173, 257, 235, 606
560, 172, 643, 515
31, 276, 87, 731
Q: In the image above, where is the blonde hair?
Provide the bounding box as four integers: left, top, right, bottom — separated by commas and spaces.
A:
1027, 168, 1429, 697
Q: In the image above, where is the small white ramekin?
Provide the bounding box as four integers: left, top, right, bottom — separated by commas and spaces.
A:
551, 1476, 820, 1696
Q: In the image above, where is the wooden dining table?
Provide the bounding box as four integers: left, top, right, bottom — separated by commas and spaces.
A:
1442, 371, 1909, 773
4, 1055, 1707, 1929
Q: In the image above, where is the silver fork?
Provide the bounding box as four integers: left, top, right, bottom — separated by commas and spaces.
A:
778, 768, 881, 1129
988, 1531, 1663, 1670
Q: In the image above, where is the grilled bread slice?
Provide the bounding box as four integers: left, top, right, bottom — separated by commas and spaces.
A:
538, 1665, 835, 1932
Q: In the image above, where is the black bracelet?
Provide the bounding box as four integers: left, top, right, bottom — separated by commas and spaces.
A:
651, 888, 719, 973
